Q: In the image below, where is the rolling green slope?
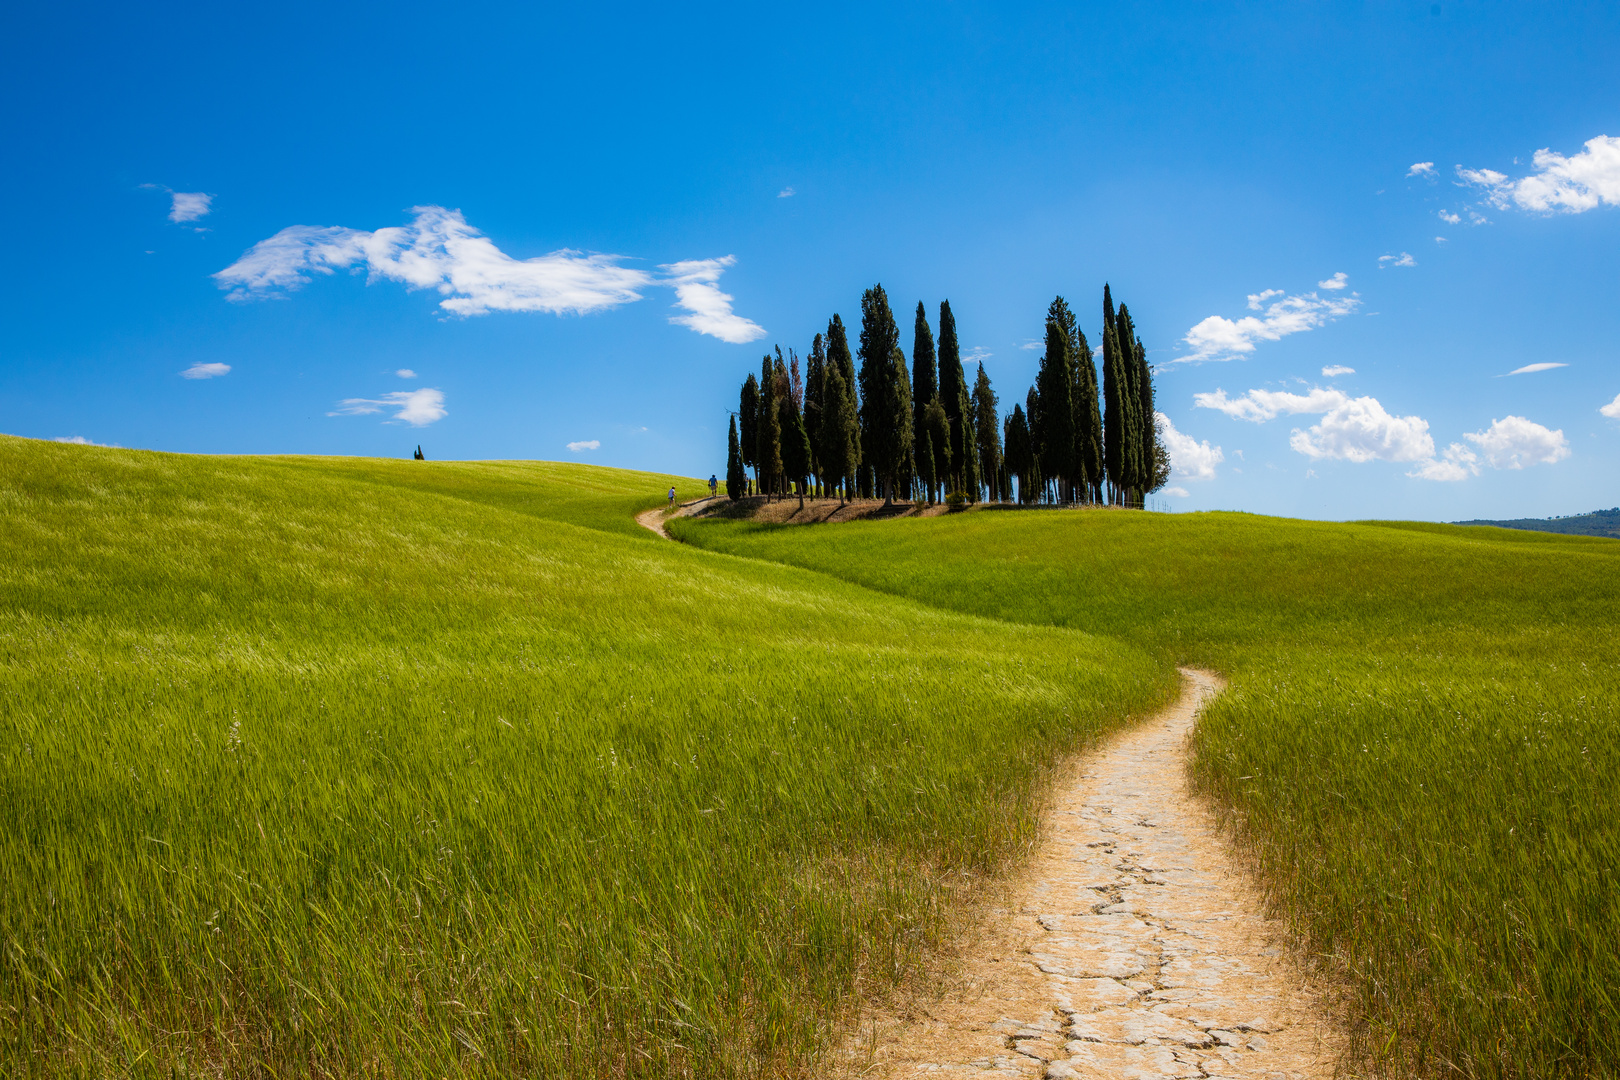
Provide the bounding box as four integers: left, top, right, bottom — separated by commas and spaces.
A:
0, 437, 1168, 1078
672, 508, 1620, 1078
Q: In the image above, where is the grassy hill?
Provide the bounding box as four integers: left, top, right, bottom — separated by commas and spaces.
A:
1452, 506, 1620, 538
672, 507, 1620, 1078
0, 437, 1167, 1078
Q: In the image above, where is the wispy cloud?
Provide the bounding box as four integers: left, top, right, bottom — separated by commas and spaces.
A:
965, 346, 994, 364
660, 256, 767, 344
1467, 416, 1570, 469
53, 435, 115, 447
329, 387, 446, 426
1407, 162, 1435, 178
1505, 362, 1567, 375
215, 206, 765, 342
1321, 365, 1354, 377
144, 184, 214, 224
566, 439, 600, 452
1378, 252, 1416, 268
1317, 272, 1348, 290
777, 186, 795, 198
395, 368, 417, 379
181, 362, 230, 379
1195, 387, 1434, 464
1175, 280, 1360, 364
1458, 135, 1620, 214
1156, 412, 1223, 482
1439, 209, 1461, 224
1602, 392, 1620, 419
1408, 442, 1478, 482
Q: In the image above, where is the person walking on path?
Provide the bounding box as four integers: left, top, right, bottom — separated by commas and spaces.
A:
708, 474, 718, 498
668, 486, 676, 507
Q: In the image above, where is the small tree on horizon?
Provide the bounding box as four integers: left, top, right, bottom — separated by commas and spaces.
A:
739, 374, 759, 487
725, 415, 745, 500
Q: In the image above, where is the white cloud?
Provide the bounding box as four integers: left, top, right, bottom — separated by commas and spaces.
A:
53, 435, 114, 447
395, 368, 417, 379
329, 387, 446, 426
1408, 442, 1479, 482
1018, 340, 1041, 350
1321, 365, 1355, 377
1196, 387, 1434, 464
1378, 252, 1416, 268
660, 256, 768, 344
566, 439, 600, 452
1176, 282, 1360, 364
1155, 412, 1223, 482
215, 206, 766, 342
1602, 392, 1620, 419
1407, 162, 1435, 178
777, 186, 795, 198
1459, 135, 1620, 214
1163, 486, 1190, 498
180, 362, 230, 379
1463, 415, 1569, 469
1435, 236, 1448, 243
1506, 362, 1567, 375
1439, 210, 1461, 224
965, 346, 994, 363
169, 191, 213, 223
1317, 272, 1349, 290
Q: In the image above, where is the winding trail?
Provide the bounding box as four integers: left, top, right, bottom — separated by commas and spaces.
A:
635, 496, 714, 539
632, 508, 1340, 1077
836, 670, 1340, 1079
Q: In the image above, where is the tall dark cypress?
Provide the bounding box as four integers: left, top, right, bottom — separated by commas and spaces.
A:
1024, 385, 1043, 503
739, 374, 760, 484
1066, 309, 1103, 504
1102, 285, 1131, 504
1114, 303, 1145, 503
937, 301, 968, 489
819, 357, 859, 504
1004, 404, 1032, 502
972, 362, 1001, 503
857, 285, 909, 503
1129, 314, 1158, 500
804, 333, 826, 494
913, 302, 939, 488
757, 354, 783, 499
891, 344, 915, 500
1036, 297, 1077, 501
725, 415, 745, 500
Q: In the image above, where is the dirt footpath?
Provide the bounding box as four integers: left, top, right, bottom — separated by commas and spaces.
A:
831, 669, 1341, 1080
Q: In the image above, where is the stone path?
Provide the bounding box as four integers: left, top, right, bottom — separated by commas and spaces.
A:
834, 669, 1339, 1080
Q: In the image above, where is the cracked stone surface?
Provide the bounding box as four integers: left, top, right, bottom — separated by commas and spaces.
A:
832, 669, 1339, 1079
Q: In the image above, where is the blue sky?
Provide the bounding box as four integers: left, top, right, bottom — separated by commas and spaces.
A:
3, 1, 1617, 520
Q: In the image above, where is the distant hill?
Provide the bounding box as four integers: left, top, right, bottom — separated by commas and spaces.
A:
1453, 507, 1620, 538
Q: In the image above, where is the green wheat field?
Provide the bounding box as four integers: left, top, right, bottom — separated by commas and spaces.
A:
4, 434, 1617, 1077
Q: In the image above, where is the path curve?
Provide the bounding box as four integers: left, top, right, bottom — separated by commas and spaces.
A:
836, 669, 1340, 1079
635, 496, 716, 540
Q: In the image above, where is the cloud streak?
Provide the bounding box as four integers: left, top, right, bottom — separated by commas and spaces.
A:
566, 439, 600, 451
329, 388, 446, 426
181, 362, 231, 379
1459, 135, 1620, 214
215, 206, 765, 342
1175, 279, 1359, 364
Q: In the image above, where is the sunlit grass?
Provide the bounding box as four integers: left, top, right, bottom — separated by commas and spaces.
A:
672, 507, 1620, 1077
0, 437, 1168, 1078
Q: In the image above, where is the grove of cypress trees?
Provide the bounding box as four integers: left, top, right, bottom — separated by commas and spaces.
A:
1003, 405, 1031, 502
937, 300, 968, 491
1036, 297, 1078, 502
972, 362, 1001, 502
819, 358, 859, 504
726, 415, 745, 500
739, 374, 759, 488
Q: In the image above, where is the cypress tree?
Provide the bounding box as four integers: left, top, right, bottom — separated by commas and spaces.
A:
739, 374, 759, 484
1004, 405, 1031, 503
1130, 315, 1158, 500
937, 301, 967, 490
1037, 297, 1078, 502
1024, 386, 1044, 503
725, 415, 745, 500
912, 302, 938, 482
857, 285, 908, 503
805, 333, 826, 496
1102, 285, 1133, 505
961, 411, 981, 501
916, 421, 937, 503
972, 362, 1001, 503
891, 344, 915, 501
1114, 303, 1146, 505
757, 354, 783, 499
819, 358, 858, 504
776, 348, 813, 505
1063, 306, 1102, 504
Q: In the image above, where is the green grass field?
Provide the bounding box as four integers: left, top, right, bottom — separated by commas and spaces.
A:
0, 437, 1169, 1078
671, 507, 1620, 1078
